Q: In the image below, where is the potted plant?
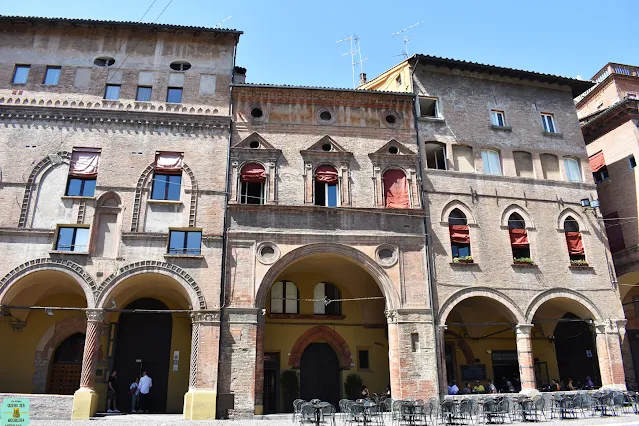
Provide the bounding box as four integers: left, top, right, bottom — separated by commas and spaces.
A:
513, 257, 534, 265
453, 255, 474, 264
344, 373, 363, 401
280, 369, 299, 413
570, 259, 589, 267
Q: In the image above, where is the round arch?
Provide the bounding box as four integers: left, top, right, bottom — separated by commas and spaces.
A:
289, 325, 352, 369
95, 261, 205, 309
438, 287, 526, 324
0, 259, 96, 308
525, 288, 603, 323
381, 165, 410, 176
96, 191, 122, 208
32, 315, 87, 393
440, 200, 477, 225
558, 208, 588, 232
255, 243, 400, 311
500, 204, 535, 229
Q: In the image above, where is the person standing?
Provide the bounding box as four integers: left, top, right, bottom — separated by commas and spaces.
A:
107, 370, 120, 413
129, 377, 140, 413
487, 380, 497, 394
138, 370, 152, 413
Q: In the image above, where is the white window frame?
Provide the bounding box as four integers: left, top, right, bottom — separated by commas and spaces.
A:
541, 113, 557, 133
490, 110, 506, 127
315, 182, 340, 207
563, 157, 582, 182
434, 146, 446, 170
240, 180, 265, 204
418, 96, 440, 119
270, 281, 298, 314
481, 149, 503, 175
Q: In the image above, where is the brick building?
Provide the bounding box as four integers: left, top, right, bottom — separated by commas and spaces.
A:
576, 62, 639, 387
0, 15, 630, 421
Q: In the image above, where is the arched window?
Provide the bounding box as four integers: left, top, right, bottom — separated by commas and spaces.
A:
314, 282, 341, 315
564, 216, 586, 263
94, 194, 120, 258
314, 165, 339, 207
240, 162, 266, 205
270, 281, 298, 314
383, 169, 410, 209
508, 212, 530, 260
448, 209, 471, 261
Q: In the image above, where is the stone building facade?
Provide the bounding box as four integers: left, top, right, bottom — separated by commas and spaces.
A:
576, 62, 639, 387
0, 15, 631, 421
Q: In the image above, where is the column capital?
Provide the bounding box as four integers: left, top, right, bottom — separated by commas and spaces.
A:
594, 319, 624, 335
515, 324, 534, 335
384, 309, 398, 323
85, 309, 106, 322
190, 310, 220, 325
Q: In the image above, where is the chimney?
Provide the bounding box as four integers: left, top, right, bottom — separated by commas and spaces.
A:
234, 66, 247, 84
359, 72, 367, 86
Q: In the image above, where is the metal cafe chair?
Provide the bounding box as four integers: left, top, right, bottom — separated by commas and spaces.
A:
321, 403, 337, 426
300, 402, 317, 425
347, 403, 367, 426
293, 399, 305, 423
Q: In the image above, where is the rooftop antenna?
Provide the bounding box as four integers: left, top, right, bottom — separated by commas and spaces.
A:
337, 35, 368, 88
392, 21, 422, 59
214, 16, 232, 28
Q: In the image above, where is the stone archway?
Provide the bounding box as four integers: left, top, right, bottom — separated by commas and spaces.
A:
439, 287, 526, 325
289, 325, 352, 370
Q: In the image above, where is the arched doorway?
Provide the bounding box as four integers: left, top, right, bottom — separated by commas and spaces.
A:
46, 332, 85, 395
554, 313, 599, 386
113, 298, 172, 413
300, 343, 340, 407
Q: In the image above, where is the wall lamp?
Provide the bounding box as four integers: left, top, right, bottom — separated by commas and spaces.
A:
581, 198, 600, 208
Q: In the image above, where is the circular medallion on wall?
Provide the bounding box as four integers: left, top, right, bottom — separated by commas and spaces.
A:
316, 107, 337, 125
247, 104, 267, 123
381, 110, 402, 129
375, 244, 398, 267
257, 242, 280, 265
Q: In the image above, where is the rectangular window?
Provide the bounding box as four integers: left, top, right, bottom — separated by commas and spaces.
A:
593, 166, 609, 184
630, 155, 637, 169
240, 182, 265, 205
451, 242, 471, 258
453, 145, 474, 172
491, 110, 505, 127
56, 226, 89, 252
168, 230, 202, 255
418, 96, 438, 118
43, 66, 61, 85
540, 154, 560, 180
151, 174, 182, 200
358, 350, 370, 369
411, 333, 420, 352
564, 158, 582, 182
104, 84, 120, 100
541, 113, 556, 133
167, 87, 183, 103
425, 143, 447, 170
270, 281, 299, 314
314, 181, 339, 207
66, 178, 96, 197
481, 150, 502, 175
136, 86, 152, 102
12, 65, 30, 84
513, 151, 534, 178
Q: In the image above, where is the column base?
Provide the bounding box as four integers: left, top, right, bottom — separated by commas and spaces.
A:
183, 389, 217, 420
71, 387, 99, 420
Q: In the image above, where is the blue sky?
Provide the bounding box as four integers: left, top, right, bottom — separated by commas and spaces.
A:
3, 0, 638, 88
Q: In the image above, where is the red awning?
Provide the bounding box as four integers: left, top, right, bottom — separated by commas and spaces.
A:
565, 232, 585, 255
155, 152, 183, 175
509, 228, 529, 248
240, 162, 267, 183
69, 148, 100, 178
449, 225, 470, 244
588, 151, 606, 172
383, 169, 410, 209
315, 165, 339, 184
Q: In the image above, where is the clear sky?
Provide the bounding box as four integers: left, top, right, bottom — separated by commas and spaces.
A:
3, 0, 638, 89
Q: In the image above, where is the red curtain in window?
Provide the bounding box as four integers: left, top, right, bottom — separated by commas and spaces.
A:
509, 228, 529, 248
69, 148, 101, 178
449, 225, 470, 244
565, 232, 585, 255
588, 151, 606, 172
383, 169, 410, 209
315, 165, 339, 184
155, 151, 183, 174
240, 162, 267, 183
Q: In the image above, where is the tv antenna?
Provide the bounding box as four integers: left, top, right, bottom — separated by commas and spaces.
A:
392, 21, 422, 59
337, 35, 368, 88
214, 16, 232, 28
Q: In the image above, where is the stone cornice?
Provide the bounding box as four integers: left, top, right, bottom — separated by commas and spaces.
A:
0, 103, 231, 133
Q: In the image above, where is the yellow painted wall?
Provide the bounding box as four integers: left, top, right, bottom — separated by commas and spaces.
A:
359, 61, 412, 93
166, 314, 191, 413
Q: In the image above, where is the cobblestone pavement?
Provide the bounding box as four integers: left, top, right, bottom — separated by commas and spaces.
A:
27, 413, 639, 425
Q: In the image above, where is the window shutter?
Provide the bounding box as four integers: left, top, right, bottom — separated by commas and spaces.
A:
69, 148, 101, 178
314, 282, 326, 314
271, 281, 283, 314
509, 228, 529, 248
588, 151, 606, 173
565, 232, 585, 255
449, 225, 470, 244
285, 281, 298, 314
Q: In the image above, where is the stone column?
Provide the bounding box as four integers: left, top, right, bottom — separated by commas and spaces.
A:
515, 324, 536, 392
437, 325, 448, 396
595, 319, 627, 390
385, 310, 401, 400
183, 310, 221, 420
254, 315, 265, 415
71, 309, 105, 420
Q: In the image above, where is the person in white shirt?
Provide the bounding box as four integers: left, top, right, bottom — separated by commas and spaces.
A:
138, 371, 152, 413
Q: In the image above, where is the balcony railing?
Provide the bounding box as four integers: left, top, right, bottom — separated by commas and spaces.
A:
576, 63, 639, 103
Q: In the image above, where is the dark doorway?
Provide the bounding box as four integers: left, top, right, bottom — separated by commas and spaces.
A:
113, 298, 173, 413
491, 351, 520, 392
554, 313, 599, 386
263, 352, 279, 414
628, 330, 639, 387
47, 332, 85, 395
300, 343, 340, 407
445, 343, 456, 383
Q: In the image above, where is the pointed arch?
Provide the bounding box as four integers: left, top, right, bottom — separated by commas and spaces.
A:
525, 288, 603, 323
440, 200, 477, 225
130, 161, 199, 231
289, 325, 352, 369
438, 287, 525, 324
500, 204, 535, 228
558, 208, 588, 232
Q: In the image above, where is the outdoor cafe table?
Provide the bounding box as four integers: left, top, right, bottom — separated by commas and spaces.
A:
311, 402, 330, 426
355, 400, 380, 425
400, 400, 419, 426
